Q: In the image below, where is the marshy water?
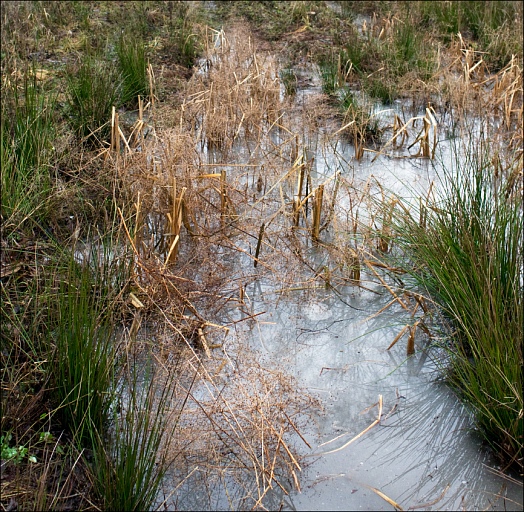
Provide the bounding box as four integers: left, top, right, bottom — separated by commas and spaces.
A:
105, 26, 522, 511
158, 152, 522, 511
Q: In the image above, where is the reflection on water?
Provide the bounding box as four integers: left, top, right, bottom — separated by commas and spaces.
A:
237, 287, 522, 511
169, 276, 522, 510
165, 199, 522, 510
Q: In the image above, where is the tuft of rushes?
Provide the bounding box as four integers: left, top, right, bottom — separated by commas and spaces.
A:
65, 56, 122, 145
318, 56, 342, 97
280, 68, 297, 98
387, 138, 523, 469
117, 32, 149, 108
92, 355, 185, 512
51, 257, 117, 447
1, 68, 56, 235
49, 230, 131, 448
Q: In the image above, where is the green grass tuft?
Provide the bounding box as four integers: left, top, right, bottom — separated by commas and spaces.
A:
50, 258, 117, 446
47, 230, 132, 446
318, 55, 343, 96
92, 353, 187, 511
117, 32, 149, 108
1, 68, 56, 235
280, 68, 298, 97
387, 138, 523, 469
65, 57, 122, 145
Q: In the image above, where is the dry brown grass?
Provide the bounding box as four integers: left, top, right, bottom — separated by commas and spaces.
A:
435, 35, 522, 146
91, 25, 345, 506
107, 23, 361, 297
156, 344, 319, 509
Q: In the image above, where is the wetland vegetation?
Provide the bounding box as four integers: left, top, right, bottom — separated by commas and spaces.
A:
1, 1, 522, 510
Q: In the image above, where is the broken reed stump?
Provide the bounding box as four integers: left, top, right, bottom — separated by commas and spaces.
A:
292, 160, 306, 227
377, 198, 396, 254
353, 126, 364, 160
296, 161, 305, 202
254, 223, 265, 267
293, 196, 300, 227
165, 177, 186, 265
386, 321, 419, 355
312, 184, 324, 242
406, 325, 416, 355
348, 248, 360, 284
220, 170, 227, 227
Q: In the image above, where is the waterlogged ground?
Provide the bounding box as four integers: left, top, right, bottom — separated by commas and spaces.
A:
160, 138, 522, 510
140, 26, 523, 510
2, 4, 521, 511
165, 146, 522, 510
162, 165, 523, 511
233, 284, 523, 511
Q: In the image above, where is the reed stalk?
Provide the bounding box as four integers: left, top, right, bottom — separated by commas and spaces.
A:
220, 170, 227, 226
312, 185, 324, 242
254, 223, 265, 268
